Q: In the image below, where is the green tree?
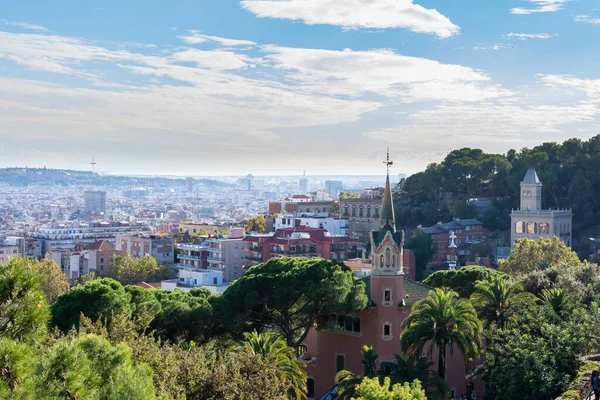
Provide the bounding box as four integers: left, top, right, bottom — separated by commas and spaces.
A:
0, 338, 36, 398
405, 232, 435, 281
353, 377, 426, 400
400, 288, 482, 385
538, 288, 571, 319
498, 237, 581, 276
51, 278, 132, 332
238, 330, 306, 399
0, 258, 50, 342
470, 276, 534, 332
217, 257, 367, 348
339, 191, 360, 200
35, 259, 70, 303
244, 215, 267, 233
424, 266, 510, 298
107, 254, 169, 285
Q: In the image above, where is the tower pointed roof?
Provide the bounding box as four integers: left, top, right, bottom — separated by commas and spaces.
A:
522, 169, 541, 184
380, 173, 395, 228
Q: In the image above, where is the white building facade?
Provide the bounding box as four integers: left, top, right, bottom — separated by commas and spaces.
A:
510, 169, 573, 247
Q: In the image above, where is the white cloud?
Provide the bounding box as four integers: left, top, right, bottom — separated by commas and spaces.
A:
262, 46, 511, 102
540, 74, 600, 101
178, 31, 257, 46
240, 0, 460, 38
1, 19, 47, 31
171, 49, 251, 70
511, 0, 568, 15
506, 33, 555, 39
575, 15, 600, 24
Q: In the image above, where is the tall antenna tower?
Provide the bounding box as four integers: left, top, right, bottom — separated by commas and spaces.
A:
90, 156, 97, 174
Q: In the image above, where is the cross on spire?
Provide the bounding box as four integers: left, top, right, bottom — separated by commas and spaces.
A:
383, 147, 393, 175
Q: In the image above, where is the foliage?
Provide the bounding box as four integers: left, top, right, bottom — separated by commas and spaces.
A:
0, 334, 157, 400
238, 330, 306, 399
470, 275, 534, 332
34, 259, 70, 303
107, 253, 169, 285
519, 262, 600, 305
478, 303, 600, 400
336, 346, 379, 400
405, 232, 435, 281
52, 278, 133, 332
498, 237, 581, 276
537, 288, 571, 319
396, 136, 600, 253
339, 191, 360, 199
216, 257, 367, 348
0, 258, 51, 342
244, 215, 267, 233
400, 288, 482, 383
423, 266, 510, 298
353, 377, 427, 400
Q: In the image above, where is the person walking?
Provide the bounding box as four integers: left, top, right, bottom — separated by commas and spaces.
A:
592, 370, 600, 400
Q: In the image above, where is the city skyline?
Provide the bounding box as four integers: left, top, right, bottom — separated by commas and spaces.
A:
2, 0, 600, 175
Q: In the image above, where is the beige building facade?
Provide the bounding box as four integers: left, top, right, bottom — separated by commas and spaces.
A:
510, 169, 573, 247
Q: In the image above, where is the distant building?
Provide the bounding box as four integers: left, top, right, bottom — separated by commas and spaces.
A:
271, 214, 348, 235
84, 190, 107, 214
268, 198, 335, 215
178, 221, 227, 236
417, 218, 484, 273
116, 233, 175, 265
161, 268, 229, 293
299, 176, 309, 194
85, 240, 117, 275
242, 226, 354, 268
177, 243, 209, 269
0, 244, 19, 264
510, 169, 573, 247
206, 227, 245, 282
339, 198, 382, 242
325, 180, 343, 198
185, 177, 193, 193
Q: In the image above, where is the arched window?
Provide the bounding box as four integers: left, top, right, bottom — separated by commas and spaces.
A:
392, 254, 396, 267
539, 223, 550, 234
527, 222, 537, 234
359, 207, 363, 217
515, 221, 525, 234
367, 207, 371, 217
374, 207, 380, 218
380, 254, 384, 267
385, 248, 390, 266
344, 206, 349, 216
352, 207, 356, 217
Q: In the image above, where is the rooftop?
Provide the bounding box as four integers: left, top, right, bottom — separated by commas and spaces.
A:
522, 168, 541, 184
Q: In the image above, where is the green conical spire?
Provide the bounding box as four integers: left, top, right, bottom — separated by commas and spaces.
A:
380, 173, 395, 228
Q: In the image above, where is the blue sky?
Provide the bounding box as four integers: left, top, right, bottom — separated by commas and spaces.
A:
1, 0, 599, 176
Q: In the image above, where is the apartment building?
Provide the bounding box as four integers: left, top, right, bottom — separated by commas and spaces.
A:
116, 233, 175, 265
206, 227, 245, 282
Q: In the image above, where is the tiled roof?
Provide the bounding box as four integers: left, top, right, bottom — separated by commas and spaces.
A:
371, 224, 404, 249
455, 219, 483, 226
522, 168, 541, 184
402, 279, 433, 307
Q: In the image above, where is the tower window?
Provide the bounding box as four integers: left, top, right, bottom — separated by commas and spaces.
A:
336, 354, 345, 372
383, 323, 391, 338
383, 289, 392, 304
307, 378, 315, 398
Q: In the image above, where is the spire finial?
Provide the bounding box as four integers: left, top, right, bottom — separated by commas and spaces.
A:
383, 147, 393, 175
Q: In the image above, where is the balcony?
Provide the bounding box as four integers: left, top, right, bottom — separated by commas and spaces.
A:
242, 255, 263, 262
207, 256, 224, 263
178, 254, 202, 262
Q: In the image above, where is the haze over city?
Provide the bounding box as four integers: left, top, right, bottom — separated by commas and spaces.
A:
2, 0, 600, 175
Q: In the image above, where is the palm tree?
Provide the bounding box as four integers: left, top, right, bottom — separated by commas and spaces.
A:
538, 288, 570, 319
336, 346, 378, 400
470, 276, 534, 333
400, 288, 482, 384
239, 330, 307, 399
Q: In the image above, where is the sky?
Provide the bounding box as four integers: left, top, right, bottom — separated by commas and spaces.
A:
1, 0, 600, 177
